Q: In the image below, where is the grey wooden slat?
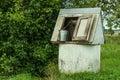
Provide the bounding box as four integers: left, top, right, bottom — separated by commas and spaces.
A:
51, 16, 65, 42
60, 8, 101, 14
89, 14, 99, 43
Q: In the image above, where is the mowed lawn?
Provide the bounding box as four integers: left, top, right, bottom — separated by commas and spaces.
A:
0, 35, 120, 80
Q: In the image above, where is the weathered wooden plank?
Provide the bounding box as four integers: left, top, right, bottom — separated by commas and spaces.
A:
88, 14, 99, 43
52, 41, 91, 44
51, 16, 65, 42
77, 19, 88, 37
86, 15, 95, 41
60, 8, 101, 14
72, 17, 81, 39
60, 14, 82, 17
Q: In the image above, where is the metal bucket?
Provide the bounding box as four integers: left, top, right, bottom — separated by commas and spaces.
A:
59, 30, 68, 41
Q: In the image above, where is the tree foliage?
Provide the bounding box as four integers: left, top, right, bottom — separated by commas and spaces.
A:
99, 0, 120, 28
64, 0, 120, 28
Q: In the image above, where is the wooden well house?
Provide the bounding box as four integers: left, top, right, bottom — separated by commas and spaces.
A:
51, 8, 104, 73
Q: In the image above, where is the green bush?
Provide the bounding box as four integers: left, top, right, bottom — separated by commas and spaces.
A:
0, 0, 60, 76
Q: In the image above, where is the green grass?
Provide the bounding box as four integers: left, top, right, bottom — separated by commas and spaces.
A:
0, 73, 42, 80
0, 35, 120, 80
44, 36, 120, 80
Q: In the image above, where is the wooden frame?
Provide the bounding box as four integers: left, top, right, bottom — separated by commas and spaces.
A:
72, 15, 94, 42
51, 8, 104, 44
51, 14, 95, 43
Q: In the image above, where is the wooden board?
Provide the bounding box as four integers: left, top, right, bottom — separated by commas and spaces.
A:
51, 16, 65, 42
72, 15, 94, 41
59, 8, 101, 14
88, 14, 99, 42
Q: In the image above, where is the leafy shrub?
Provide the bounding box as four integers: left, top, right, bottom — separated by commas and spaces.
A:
0, 0, 60, 76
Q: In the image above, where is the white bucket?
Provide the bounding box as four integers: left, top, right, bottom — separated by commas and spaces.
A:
59, 30, 68, 41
